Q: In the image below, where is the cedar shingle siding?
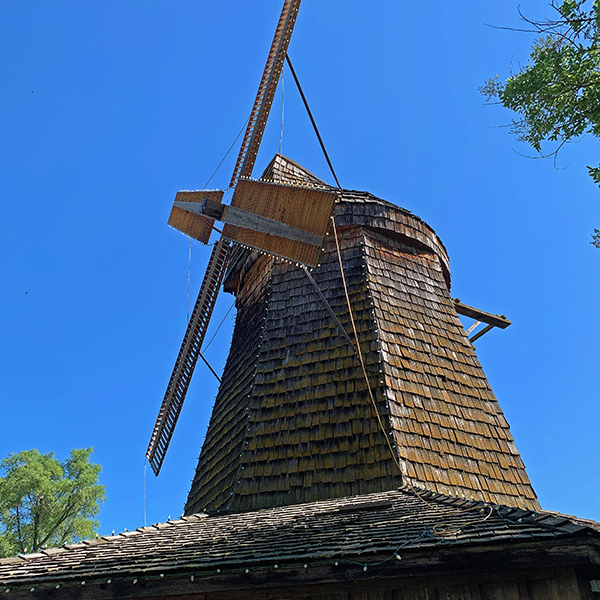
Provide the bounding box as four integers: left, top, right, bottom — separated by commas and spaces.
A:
185, 155, 539, 514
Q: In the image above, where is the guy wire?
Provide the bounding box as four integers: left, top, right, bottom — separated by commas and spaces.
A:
330, 216, 400, 474
187, 239, 192, 323
280, 65, 285, 155
143, 459, 147, 527
285, 54, 342, 189
203, 117, 250, 189
203, 299, 236, 353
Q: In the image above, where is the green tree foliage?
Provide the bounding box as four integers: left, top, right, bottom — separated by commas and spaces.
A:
480, 0, 600, 247
0, 448, 105, 557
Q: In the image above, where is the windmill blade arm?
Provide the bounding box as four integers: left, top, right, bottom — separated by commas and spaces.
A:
149, 0, 302, 475
223, 205, 322, 245
169, 190, 224, 244
229, 0, 302, 187
173, 197, 225, 221
146, 238, 230, 475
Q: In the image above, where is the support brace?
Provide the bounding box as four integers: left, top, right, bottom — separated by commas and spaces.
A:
453, 298, 511, 343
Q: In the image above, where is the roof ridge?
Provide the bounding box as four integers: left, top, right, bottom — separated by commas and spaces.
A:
536, 508, 600, 532
401, 484, 600, 536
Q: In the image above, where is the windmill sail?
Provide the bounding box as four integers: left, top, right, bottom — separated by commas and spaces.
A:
146, 239, 228, 474
230, 0, 301, 187
146, 0, 302, 476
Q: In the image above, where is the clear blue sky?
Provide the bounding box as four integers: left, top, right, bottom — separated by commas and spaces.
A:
1, 1, 598, 534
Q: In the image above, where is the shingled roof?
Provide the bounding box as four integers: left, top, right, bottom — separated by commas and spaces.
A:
184, 154, 539, 514
1, 487, 598, 598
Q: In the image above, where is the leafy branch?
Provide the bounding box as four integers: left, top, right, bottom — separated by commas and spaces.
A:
481, 0, 600, 246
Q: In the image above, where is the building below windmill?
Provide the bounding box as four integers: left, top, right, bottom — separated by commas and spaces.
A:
2, 156, 599, 599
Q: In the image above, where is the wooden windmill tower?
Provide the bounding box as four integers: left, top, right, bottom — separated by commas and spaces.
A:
147, 0, 540, 515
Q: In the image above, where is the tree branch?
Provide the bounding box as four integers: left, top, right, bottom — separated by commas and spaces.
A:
15, 505, 24, 553
36, 477, 81, 550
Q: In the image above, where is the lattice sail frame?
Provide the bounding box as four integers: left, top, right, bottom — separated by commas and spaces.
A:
146, 0, 303, 476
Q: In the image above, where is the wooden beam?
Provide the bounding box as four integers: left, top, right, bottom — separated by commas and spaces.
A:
173, 200, 322, 246
172, 196, 224, 220
469, 323, 495, 343
453, 299, 511, 329
223, 205, 322, 246
466, 320, 481, 336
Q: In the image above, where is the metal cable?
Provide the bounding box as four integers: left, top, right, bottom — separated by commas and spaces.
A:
280, 66, 285, 155
301, 265, 357, 354
330, 216, 400, 472
203, 299, 236, 352
203, 117, 250, 190
187, 239, 192, 323
285, 54, 342, 189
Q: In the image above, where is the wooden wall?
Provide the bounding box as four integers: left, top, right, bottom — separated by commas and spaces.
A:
196, 567, 593, 600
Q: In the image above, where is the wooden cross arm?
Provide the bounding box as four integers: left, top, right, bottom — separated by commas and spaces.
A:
174, 197, 322, 246
453, 299, 511, 329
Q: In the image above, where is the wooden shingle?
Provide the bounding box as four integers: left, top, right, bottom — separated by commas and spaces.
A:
184, 155, 539, 515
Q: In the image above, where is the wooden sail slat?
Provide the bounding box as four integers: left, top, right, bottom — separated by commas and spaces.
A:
225, 179, 337, 266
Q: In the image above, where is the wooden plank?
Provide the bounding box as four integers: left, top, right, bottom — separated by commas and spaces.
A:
554, 568, 583, 599
173, 196, 225, 221
173, 196, 322, 245
525, 578, 561, 600
2, 563, 593, 600
469, 323, 496, 344
231, 179, 337, 235
168, 190, 223, 245
224, 179, 338, 265
223, 205, 323, 246
453, 300, 511, 330
434, 585, 481, 600
392, 589, 433, 600
479, 582, 522, 600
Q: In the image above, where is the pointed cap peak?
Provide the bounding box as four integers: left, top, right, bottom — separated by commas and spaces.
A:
260, 154, 329, 188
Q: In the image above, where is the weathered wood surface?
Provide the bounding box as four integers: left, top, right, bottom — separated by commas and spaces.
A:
453, 300, 511, 330
224, 203, 322, 247
224, 178, 337, 266
3, 562, 596, 600
169, 190, 223, 245
3, 482, 599, 594
173, 181, 336, 252
148, 0, 302, 474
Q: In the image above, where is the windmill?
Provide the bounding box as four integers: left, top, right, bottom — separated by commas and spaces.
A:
146, 0, 533, 516
146, 0, 338, 476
